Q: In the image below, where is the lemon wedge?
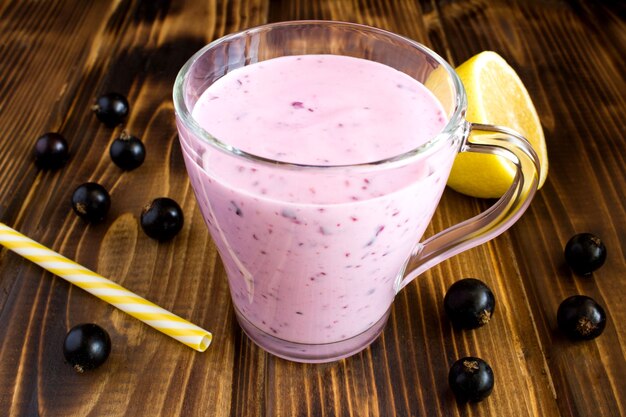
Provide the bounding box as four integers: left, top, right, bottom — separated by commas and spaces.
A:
447, 51, 548, 198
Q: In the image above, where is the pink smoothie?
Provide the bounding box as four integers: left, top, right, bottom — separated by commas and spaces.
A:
179, 54, 454, 346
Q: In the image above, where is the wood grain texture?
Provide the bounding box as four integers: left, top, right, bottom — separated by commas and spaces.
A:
0, 1, 624, 416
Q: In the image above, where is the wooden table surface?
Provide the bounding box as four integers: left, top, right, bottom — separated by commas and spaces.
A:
0, 1, 624, 416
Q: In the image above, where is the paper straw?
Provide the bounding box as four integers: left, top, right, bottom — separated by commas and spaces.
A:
0, 222, 211, 352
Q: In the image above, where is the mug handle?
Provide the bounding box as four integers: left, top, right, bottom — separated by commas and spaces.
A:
396, 122, 540, 291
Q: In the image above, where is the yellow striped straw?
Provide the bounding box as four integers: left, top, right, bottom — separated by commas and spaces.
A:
0, 222, 211, 352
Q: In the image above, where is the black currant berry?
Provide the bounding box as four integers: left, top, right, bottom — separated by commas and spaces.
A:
71, 182, 111, 223
141, 197, 184, 241
448, 357, 494, 403
109, 131, 146, 170
63, 323, 111, 373
557, 295, 606, 340
92, 92, 129, 127
564, 233, 607, 275
33, 132, 69, 170
444, 278, 495, 330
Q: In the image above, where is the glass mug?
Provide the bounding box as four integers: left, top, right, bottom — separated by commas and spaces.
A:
173, 21, 539, 363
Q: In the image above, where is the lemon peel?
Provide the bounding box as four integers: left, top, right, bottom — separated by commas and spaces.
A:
447, 51, 548, 198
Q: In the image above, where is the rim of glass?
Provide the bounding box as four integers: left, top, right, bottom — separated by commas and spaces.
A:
173, 20, 467, 170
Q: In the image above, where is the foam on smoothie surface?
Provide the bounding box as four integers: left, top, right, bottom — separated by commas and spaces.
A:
192, 54, 446, 165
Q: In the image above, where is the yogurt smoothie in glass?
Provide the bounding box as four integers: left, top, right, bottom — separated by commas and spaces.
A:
178, 54, 454, 356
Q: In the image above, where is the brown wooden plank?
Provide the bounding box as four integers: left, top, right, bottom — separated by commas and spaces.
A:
0, 1, 624, 416
0, 1, 239, 416
436, 1, 626, 416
